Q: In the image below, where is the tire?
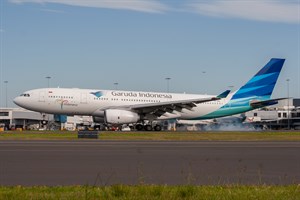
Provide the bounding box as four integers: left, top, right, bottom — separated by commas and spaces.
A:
135, 124, 144, 131
154, 125, 162, 131
144, 125, 152, 131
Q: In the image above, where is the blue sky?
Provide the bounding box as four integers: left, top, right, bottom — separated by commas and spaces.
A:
0, 0, 299, 107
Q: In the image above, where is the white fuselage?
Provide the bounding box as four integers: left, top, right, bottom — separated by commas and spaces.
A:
13, 88, 230, 120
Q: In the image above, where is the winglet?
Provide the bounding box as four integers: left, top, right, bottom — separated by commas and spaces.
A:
217, 90, 231, 98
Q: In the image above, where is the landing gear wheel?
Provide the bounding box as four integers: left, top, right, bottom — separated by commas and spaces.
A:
135, 124, 144, 131
144, 125, 152, 131
154, 125, 162, 131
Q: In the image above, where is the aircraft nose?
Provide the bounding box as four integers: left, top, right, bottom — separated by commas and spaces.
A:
13, 96, 22, 107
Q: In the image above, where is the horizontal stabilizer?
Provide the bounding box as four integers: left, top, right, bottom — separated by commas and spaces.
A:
250, 98, 287, 108
217, 90, 231, 98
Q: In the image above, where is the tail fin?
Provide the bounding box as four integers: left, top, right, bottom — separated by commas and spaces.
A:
231, 58, 285, 100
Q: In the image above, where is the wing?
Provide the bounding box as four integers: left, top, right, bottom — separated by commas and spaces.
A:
114, 90, 230, 119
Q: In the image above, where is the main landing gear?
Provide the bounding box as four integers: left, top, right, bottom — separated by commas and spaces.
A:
135, 123, 162, 131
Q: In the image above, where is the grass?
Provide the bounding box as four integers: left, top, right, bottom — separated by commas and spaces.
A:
0, 185, 299, 200
0, 130, 300, 141
100, 131, 300, 141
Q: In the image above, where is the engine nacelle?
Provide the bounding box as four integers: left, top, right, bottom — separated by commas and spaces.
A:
105, 109, 140, 124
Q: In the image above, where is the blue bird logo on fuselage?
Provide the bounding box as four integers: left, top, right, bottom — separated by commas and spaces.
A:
90, 91, 104, 98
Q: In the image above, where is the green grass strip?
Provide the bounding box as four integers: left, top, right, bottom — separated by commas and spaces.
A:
0, 185, 299, 200
1, 130, 300, 141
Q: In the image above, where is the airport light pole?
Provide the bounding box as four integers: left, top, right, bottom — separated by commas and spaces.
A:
46, 76, 51, 88
114, 82, 118, 90
286, 78, 290, 129
4, 81, 8, 108
165, 77, 171, 93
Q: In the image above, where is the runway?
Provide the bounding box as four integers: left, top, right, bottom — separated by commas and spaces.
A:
0, 140, 299, 186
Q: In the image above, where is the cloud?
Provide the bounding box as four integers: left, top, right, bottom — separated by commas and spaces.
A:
9, 0, 169, 13
40, 8, 65, 13
188, 0, 300, 24
9, 0, 300, 23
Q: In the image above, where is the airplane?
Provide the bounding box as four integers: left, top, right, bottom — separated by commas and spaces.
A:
14, 58, 286, 131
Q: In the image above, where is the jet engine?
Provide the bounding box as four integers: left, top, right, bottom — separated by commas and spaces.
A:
92, 116, 105, 123
104, 109, 140, 124
92, 110, 105, 123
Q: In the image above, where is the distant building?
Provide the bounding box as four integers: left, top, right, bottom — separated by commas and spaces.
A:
2, 98, 300, 131
0, 108, 51, 130
0, 108, 93, 131
246, 98, 300, 129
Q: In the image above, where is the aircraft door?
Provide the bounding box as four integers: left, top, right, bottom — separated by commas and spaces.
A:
80, 93, 87, 104
39, 91, 46, 102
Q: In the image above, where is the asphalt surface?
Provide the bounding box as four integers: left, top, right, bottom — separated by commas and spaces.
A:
0, 140, 299, 186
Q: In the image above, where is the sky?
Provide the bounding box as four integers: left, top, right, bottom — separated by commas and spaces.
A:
0, 0, 299, 107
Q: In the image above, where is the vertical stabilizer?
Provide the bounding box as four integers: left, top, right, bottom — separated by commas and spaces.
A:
231, 58, 285, 100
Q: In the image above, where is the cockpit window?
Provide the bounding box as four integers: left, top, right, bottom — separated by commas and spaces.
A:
20, 93, 30, 97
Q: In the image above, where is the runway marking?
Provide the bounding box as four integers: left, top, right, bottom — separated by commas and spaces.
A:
0, 145, 299, 149
1, 140, 300, 150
